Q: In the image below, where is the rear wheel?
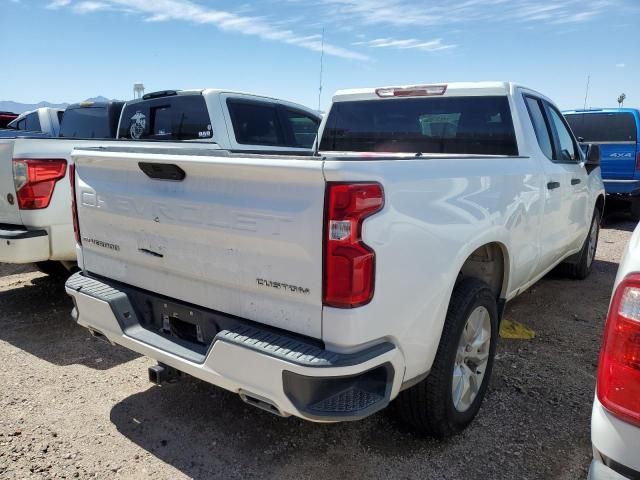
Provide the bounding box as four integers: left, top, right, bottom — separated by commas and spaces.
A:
394, 278, 498, 438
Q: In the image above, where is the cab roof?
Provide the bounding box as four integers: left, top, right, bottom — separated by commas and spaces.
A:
332, 81, 528, 102
563, 107, 640, 115
125, 88, 319, 118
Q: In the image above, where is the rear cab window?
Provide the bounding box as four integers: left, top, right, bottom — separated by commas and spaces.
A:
118, 94, 212, 141
565, 112, 638, 143
319, 96, 518, 155
60, 103, 123, 139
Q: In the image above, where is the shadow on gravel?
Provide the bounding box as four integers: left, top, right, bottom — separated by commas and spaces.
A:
110, 377, 440, 479
602, 201, 638, 232
0, 274, 138, 370
106, 260, 623, 480
108, 234, 624, 479
602, 215, 636, 232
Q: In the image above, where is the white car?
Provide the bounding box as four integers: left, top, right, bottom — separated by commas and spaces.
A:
589, 223, 640, 479
66, 82, 604, 436
5, 107, 64, 137
0, 91, 320, 274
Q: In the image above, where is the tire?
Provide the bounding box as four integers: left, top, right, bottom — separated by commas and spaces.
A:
564, 208, 600, 280
631, 198, 640, 221
35, 261, 70, 278
394, 278, 498, 438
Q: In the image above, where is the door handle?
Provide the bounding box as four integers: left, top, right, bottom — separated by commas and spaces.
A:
571, 178, 581, 185
547, 181, 561, 190
138, 162, 186, 181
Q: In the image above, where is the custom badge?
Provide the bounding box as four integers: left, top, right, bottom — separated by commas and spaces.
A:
130, 111, 146, 139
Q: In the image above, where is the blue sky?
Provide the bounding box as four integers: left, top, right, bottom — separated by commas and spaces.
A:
1, 0, 639, 111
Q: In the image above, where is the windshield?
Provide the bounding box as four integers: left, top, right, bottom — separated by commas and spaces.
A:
319, 96, 518, 155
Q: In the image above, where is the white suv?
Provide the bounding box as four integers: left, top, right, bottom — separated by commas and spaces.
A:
590, 223, 640, 479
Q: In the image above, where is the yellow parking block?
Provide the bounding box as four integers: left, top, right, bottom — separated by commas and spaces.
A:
500, 319, 535, 340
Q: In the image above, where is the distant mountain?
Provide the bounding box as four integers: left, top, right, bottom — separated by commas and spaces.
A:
0, 96, 117, 114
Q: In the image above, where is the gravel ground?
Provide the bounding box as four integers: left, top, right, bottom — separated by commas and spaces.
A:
0, 213, 636, 480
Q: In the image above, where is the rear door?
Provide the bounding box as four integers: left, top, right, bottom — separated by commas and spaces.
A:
565, 112, 638, 179
73, 147, 326, 338
544, 104, 588, 250
524, 96, 587, 273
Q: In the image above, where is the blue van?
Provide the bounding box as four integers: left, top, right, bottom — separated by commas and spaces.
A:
564, 108, 640, 217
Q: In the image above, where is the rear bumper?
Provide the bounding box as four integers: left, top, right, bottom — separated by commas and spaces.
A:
0, 225, 49, 263
588, 457, 633, 480
603, 179, 640, 196
590, 397, 640, 479
65, 272, 405, 422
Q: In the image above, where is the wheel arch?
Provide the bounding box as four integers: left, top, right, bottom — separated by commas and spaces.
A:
456, 241, 510, 301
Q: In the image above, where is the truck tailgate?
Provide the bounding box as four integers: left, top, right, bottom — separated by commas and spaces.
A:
73, 148, 325, 338
599, 143, 638, 179
0, 140, 23, 224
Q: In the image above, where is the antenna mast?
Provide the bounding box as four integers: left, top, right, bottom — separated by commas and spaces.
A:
318, 27, 325, 112
583, 75, 590, 110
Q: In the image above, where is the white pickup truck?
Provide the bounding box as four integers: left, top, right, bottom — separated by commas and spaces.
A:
3, 107, 64, 137
66, 82, 604, 437
0, 90, 320, 274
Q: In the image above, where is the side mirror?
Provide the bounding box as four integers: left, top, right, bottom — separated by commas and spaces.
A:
585, 143, 600, 173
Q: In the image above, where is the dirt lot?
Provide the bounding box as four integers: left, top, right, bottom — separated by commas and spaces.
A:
0, 214, 636, 480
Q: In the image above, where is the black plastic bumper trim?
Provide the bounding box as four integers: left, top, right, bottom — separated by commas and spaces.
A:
218, 326, 394, 368
598, 450, 640, 480
282, 363, 394, 421
0, 225, 47, 240
66, 272, 395, 369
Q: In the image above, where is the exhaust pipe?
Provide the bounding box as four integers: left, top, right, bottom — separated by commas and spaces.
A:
87, 327, 114, 345
239, 390, 285, 417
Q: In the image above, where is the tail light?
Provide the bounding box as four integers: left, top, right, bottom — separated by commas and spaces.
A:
323, 182, 384, 308
13, 158, 67, 210
597, 272, 640, 426
635, 152, 640, 171
69, 163, 81, 245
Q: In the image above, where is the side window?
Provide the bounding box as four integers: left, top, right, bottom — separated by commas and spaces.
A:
547, 105, 578, 162
16, 119, 26, 130
25, 113, 42, 132
523, 96, 553, 160
282, 109, 319, 148
227, 100, 284, 146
